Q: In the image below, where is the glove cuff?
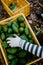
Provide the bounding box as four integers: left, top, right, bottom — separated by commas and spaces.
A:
19, 39, 26, 49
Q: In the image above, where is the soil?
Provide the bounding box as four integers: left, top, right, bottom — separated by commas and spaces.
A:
27, 0, 43, 64
0, 2, 9, 21
27, 0, 43, 46
39, 0, 43, 5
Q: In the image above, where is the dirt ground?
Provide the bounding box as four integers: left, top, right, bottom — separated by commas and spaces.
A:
27, 0, 43, 64
27, 0, 43, 46
0, 2, 9, 21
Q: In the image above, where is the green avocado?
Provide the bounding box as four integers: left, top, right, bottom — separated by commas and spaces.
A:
1, 33, 5, 40
20, 34, 28, 41
6, 34, 14, 38
28, 34, 32, 39
9, 4, 17, 12
19, 59, 26, 65
19, 27, 24, 33
25, 28, 29, 35
17, 16, 25, 23
20, 23, 24, 27
7, 21, 12, 27
7, 48, 17, 54
0, 25, 2, 31
28, 40, 33, 43
12, 24, 18, 33
2, 41, 8, 48
3, 25, 8, 32
17, 33, 20, 36
17, 47, 22, 52
8, 28, 12, 33
12, 21, 19, 28
10, 58, 18, 65
18, 51, 27, 58
7, 54, 16, 60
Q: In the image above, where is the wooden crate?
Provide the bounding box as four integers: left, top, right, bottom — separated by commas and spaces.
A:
0, 13, 41, 65
1, 0, 30, 16
0, 49, 5, 65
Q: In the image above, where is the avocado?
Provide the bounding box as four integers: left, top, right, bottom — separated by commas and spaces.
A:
7, 48, 17, 54
25, 28, 29, 35
1, 33, 5, 40
29, 40, 33, 43
3, 25, 8, 32
19, 27, 24, 33
20, 23, 24, 27
17, 47, 22, 52
17, 16, 25, 23
8, 28, 12, 33
7, 21, 12, 27
18, 51, 27, 58
7, 54, 16, 60
9, 4, 17, 12
19, 59, 26, 65
28, 34, 32, 39
2, 41, 8, 48
10, 58, 18, 65
12, 24, 18, 33
12, 22, 19, 28
0, 25, 2, 31
6, 34, 14, 38
20, 34, 28, 41
17, 33, 20, 36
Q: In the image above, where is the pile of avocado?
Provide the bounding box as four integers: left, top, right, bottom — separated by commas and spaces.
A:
0, 16, 38, 65
9, 3, 17, 12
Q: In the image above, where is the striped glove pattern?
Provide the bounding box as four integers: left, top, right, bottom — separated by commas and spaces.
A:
7, 34, 43, 58
20, 40, 43, 58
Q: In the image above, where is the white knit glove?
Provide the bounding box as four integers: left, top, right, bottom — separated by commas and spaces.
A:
6, 34, 25, 48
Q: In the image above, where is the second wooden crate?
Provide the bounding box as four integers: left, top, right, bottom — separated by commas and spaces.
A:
1, 0, 30, 16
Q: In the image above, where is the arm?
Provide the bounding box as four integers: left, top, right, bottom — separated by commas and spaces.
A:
6, 34, 43, 58
20, 40, 43, 58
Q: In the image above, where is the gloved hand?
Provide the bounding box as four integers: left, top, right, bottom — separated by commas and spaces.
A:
6, 34, 25, 48
6, 34, 43, 58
